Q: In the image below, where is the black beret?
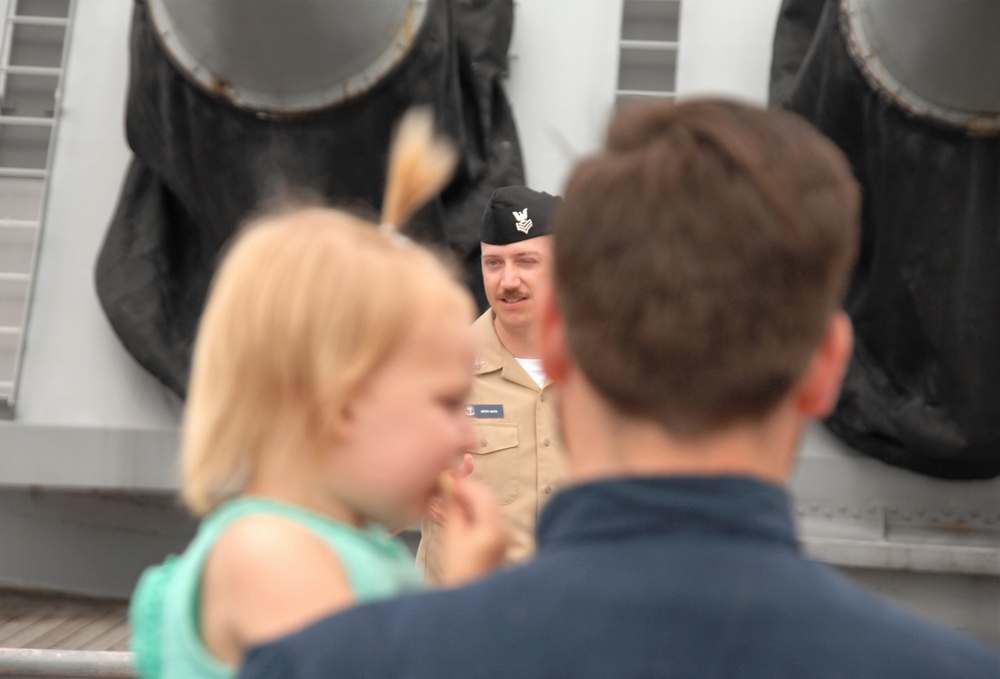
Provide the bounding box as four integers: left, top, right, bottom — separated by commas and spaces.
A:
480, 185, 561, 245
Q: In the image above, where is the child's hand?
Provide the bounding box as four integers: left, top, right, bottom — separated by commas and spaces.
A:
439, 475, 509, 587
425, 453, 474, 526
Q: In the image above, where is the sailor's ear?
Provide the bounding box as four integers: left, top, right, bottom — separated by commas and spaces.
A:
795, 311, 853, 418
538, 285, 569, 384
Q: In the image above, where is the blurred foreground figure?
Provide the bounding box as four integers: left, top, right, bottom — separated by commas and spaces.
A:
238, 100, 1000, 679
128, 111, 508, 679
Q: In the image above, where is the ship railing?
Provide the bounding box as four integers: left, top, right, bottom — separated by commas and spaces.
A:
0, 649, 135, 678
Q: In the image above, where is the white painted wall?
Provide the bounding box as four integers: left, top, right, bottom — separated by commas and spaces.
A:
509, 0, 790, 192
676, 0, 785, 104
507, 0, 622, 194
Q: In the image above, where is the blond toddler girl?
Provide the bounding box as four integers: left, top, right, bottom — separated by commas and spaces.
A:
129, 110, 507, 679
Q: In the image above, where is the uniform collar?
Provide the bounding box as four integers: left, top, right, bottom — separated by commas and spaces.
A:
537, 476, 799, 553
472, 310, 544, 391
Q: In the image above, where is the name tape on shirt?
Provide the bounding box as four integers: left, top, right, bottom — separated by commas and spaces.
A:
466, 404, 505, 419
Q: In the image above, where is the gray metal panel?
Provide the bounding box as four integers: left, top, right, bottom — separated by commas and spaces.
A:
792, 424, 1000, 572
0, 0, 183, 501
0, 488, 194, 598
147, 0, 428, 113
834, 568, 1000, 648
10, 0, 182, 432
791, 427, 1000, 647
0, 0, 72, 412
0, 424, 178, 490
804, 538, 1000, 575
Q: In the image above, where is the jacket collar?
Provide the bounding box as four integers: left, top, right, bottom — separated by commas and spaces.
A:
537, 476, 800, 553
472, 310, 543, 392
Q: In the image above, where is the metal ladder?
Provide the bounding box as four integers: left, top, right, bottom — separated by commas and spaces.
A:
617, 0, 682, 107
0, 0, 75, 418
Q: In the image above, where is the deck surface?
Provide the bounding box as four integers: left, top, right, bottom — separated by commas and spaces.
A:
0, 589, 129, 651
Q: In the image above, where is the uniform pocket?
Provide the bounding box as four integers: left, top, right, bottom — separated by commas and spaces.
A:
465, 422, 519, 505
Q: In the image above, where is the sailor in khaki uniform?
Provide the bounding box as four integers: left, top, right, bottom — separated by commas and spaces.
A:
419, 186, 566, 582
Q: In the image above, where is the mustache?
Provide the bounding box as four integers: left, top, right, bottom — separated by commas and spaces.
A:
499, 287, 528, 297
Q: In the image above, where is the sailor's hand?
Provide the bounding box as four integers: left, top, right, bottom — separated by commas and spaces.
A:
425, 453, 474, 526
439, 475, 509, 586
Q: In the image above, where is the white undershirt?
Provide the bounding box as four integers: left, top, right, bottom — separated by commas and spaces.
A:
515, 357, 547, 388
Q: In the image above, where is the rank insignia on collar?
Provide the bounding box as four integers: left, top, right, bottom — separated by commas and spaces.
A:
474, 358, 485, 370
512, 208, 533, 234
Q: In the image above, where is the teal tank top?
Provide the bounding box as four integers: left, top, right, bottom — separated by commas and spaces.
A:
128, 497, 421, 679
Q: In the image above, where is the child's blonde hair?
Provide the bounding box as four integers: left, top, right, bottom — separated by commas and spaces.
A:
181, 110, 471, 516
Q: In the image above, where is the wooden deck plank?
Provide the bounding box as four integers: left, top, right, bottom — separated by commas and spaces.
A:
0, 589, 130, 651
1, 608, 87, 648
0, 604, 73, 645
85, 623, 131, 652
0, 593, 48, 621
53, 610, 129, 650
27, 611, 109, 649
0, 601, 64, 633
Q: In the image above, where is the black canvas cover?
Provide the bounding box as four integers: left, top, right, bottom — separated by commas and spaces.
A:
96, 0, 522, 396
770, 0, 1000, 478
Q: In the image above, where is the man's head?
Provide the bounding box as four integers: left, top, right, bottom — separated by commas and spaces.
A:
548, 99, 860, 436
480, 186, 560, 347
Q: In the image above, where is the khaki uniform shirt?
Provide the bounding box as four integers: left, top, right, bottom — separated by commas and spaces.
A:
417, 310, 566, 582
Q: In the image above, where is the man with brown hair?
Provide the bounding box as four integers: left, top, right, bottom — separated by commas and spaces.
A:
240, 99, 1000, 678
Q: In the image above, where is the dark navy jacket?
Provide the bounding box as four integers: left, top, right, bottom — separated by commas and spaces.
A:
240, 477, 1000, 678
